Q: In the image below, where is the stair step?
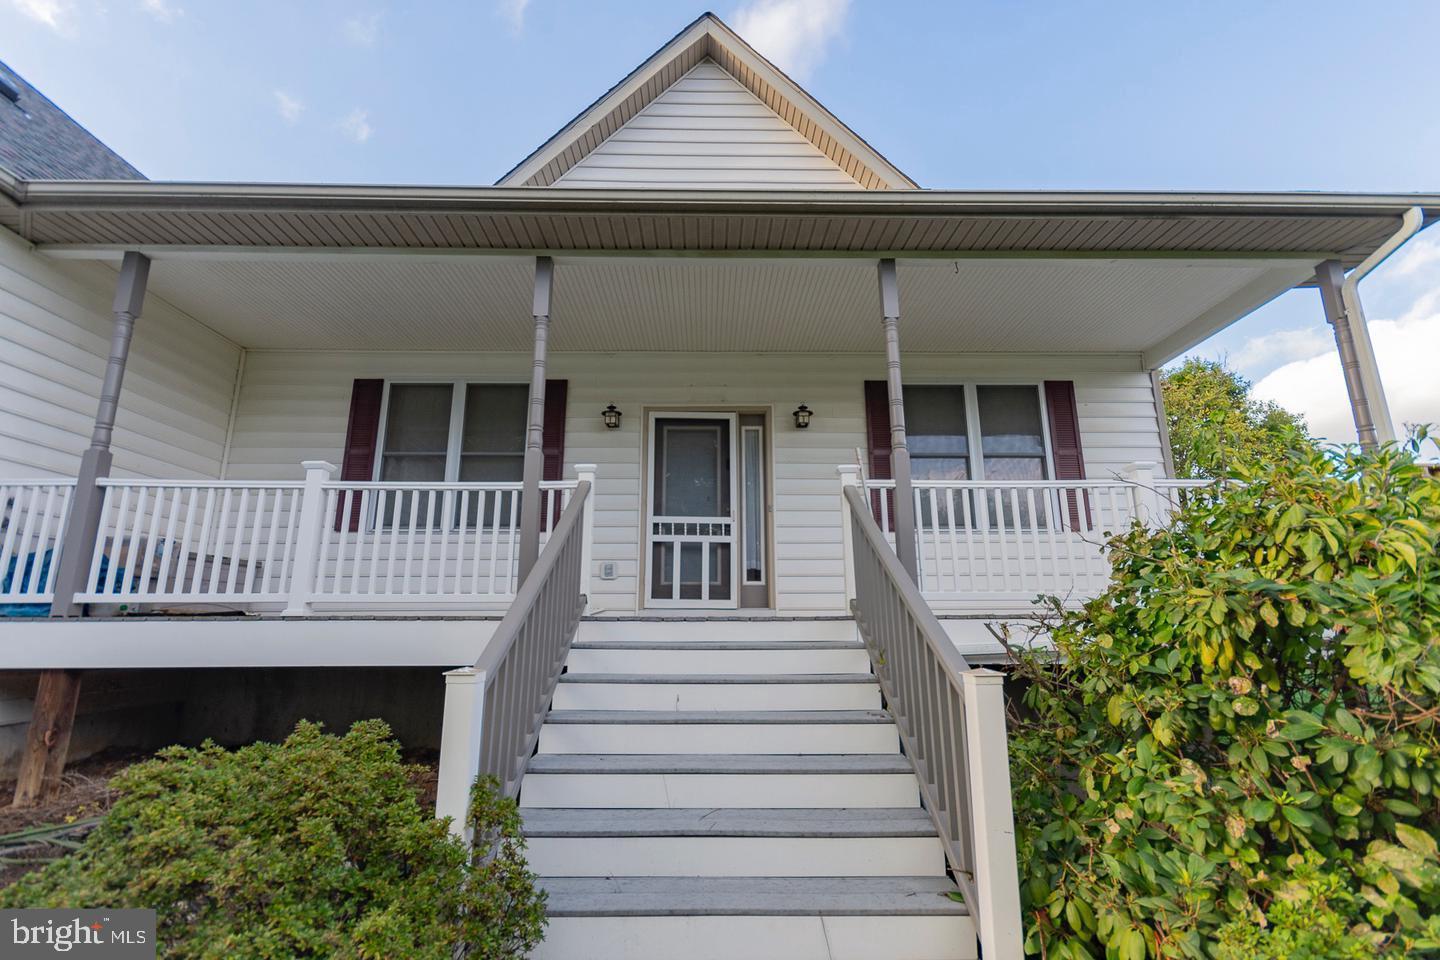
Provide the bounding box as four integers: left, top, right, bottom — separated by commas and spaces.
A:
539, 876, 968, 917
552, 674, 880, 711
565, 645, 872, 675
535, 914, 977, 960
527, 833, 946, 878
523, 807, 936, 837
538, 711, 899, 755
520, 753, 920, 808
544, 709, 891, 724
526, 754, 913, 775
571, 641, 864, 651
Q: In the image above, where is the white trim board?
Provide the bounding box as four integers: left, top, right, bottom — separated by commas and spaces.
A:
0, 617, 499, 669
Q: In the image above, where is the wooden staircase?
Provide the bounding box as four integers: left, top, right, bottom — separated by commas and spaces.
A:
521, 619, 977, 960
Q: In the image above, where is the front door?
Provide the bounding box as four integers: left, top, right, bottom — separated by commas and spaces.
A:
646, 413, 738, 607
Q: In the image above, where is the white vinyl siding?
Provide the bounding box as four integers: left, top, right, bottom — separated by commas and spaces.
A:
556, 60, 863, 190
0, 229, 241, 479
224, 351, 1165, 614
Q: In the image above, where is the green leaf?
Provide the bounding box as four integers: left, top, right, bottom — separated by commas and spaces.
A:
1396, 824, 1439, 860
1243, 797, 1276, 821
1331, 793, 1362, 817
1233, 696, 1259, 717
1276, 710, 1324, 741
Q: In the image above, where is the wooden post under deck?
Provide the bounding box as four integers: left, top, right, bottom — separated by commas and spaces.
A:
11, 671, 82, 807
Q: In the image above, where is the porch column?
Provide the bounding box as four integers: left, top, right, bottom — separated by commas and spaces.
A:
517, 256, 554, 585
48, 251, 151, 614
14, 252, 149, 808
1315, 259, 1392, 450
878, 258, 918, 581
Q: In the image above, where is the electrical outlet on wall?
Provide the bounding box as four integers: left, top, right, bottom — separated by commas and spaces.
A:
600, 562, 617, 580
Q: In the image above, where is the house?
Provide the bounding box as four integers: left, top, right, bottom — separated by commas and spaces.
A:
1, 13, 1435, 959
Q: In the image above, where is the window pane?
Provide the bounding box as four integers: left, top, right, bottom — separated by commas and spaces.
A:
977, 386, 1047, 459
382, 385, 453, 455
982, 457, 1047, 481
462, 385, 528, 454
911, 456, 970, 481
904, 386, 969, 457
742, 428, 764, 583
379, 454, 448, 482
458, 454, 524, 483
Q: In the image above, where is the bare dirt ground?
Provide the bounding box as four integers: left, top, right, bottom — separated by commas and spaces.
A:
0, 749, 143, 887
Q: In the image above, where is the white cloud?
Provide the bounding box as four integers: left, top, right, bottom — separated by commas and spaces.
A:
338, 107, 373, 143
10, 0, 73, 30
342, 11, 380, 46
1226, 326, 1332, 381
497, 0, 530, 32
732, 0, 850, 79
140, 0, 181, 22
1389, 229, 1440, 278
273, 90, 303, 125
1253, 308, 1440, 447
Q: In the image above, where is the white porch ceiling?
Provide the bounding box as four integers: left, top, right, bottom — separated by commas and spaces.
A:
136, 255, 1317, 360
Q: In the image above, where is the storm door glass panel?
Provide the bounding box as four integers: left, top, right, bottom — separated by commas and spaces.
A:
379, 384, 453, 526
458, 384, 527, 527
650, 418, 733, 603
654, 420, 730, 518
904, 385, 969, 527
977, 385, 1048, 529
741, 428, 764, 584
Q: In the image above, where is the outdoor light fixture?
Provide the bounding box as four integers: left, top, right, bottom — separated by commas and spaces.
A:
601, 404, 623, 429
792, 404, 813, 429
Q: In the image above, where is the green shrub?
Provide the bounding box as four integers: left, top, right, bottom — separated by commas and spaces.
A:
0, 720, 545, 959
1007, 434, 1440, 958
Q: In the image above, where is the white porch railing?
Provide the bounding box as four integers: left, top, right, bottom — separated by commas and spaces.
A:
60, 463, 595, 612
862, 465, 1210, 606
1, 481, 75, 604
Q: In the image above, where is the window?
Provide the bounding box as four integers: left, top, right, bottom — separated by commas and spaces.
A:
901, 384, 1049, 483
377, 382, 528, 526
901, 383, 1051, 528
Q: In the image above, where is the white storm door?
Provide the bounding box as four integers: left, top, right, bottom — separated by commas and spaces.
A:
645, 413, 739, 608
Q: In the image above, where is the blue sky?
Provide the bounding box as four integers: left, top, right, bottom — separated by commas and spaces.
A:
3, 0, 1437, 444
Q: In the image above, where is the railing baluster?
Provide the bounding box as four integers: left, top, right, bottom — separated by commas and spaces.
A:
11, 486, 42, 594
224, 489, 249, 595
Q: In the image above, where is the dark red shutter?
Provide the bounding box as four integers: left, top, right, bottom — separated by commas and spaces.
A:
863, 381, 893, 523
541, 380, 568, 530
1043, 380, 1089, 529
336, 379, 384, 531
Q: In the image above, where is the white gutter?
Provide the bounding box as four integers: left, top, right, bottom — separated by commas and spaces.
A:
1338, 206, 1425, 444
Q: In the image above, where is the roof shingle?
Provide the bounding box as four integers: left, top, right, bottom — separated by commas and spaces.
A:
0, 58, 143, 181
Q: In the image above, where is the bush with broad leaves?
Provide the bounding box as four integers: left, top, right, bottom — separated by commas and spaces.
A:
1007, 432, 1440, 958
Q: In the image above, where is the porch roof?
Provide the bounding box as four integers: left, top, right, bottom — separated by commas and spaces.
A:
5, 180, 1437, 266
3, 179, 1436, 363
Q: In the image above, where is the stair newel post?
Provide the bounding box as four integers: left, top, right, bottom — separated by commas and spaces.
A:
283, 460, 336, 615
837, 464, 860, 609
575, 464, 597, 613
436, 666, 487, 840
961, 669, 1024, 958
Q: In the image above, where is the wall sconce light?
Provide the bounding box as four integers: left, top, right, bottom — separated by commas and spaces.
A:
792, 404, 813, 429
601, 404, 623, 429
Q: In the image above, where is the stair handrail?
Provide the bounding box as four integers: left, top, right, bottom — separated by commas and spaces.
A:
435, 479, 591, 829
842, 481, 1024, 957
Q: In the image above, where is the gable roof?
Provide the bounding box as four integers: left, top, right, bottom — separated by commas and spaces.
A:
0, 59, 144, 182
497, 12, 915, 190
